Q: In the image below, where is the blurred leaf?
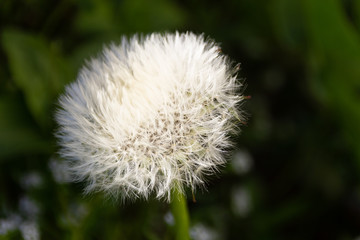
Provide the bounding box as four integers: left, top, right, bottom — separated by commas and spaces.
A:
302, 0, 360, 168
2, 29, 71, 129
0, 95, 50, 159
254, 198, 309, 239
75, 0, 186, 35
270, 0, 306, 52
69, 36, 115, 72
74, 0, 117, 34
302, 0, 360, 60
120, 0, 186, 32
354, 0, 360, 32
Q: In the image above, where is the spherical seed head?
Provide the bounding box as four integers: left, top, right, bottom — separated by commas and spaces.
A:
55, 32, 245, 201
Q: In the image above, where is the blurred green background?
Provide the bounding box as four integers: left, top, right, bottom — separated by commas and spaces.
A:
1, 0, 360, 239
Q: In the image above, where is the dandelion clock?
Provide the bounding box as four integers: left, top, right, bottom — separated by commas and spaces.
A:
55, 32, 246, 239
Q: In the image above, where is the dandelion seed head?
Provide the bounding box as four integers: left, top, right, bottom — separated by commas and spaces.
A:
56, 32, 245, 201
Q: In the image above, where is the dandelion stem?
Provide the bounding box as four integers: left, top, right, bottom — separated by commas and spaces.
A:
170, 189, 190, 240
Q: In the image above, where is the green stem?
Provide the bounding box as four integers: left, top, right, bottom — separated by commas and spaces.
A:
170, 189, 190, 240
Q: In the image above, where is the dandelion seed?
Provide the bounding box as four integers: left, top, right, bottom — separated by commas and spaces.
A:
0, 214, 21, 235
19, 196, 40, 219
231, 149, 253, 175
55, 32, 245, 201
19, 221, 39, 240
231, 185, 252, 217
164, 211, 175, 226
190, 223, 219, 240
20, 172, 43, 189
48, 157, 72, 184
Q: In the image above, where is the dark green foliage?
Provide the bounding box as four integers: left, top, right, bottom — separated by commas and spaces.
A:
1, 0, 360, 239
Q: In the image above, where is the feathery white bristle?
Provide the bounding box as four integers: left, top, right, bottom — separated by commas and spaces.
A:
55, 32, 244, 201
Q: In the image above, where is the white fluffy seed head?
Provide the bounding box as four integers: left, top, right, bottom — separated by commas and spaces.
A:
55, 32, 245, 201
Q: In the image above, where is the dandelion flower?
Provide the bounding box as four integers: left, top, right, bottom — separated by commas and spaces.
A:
55, 32, 244, 201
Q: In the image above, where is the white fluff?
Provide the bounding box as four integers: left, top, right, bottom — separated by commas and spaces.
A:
55, 32, 244, 201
